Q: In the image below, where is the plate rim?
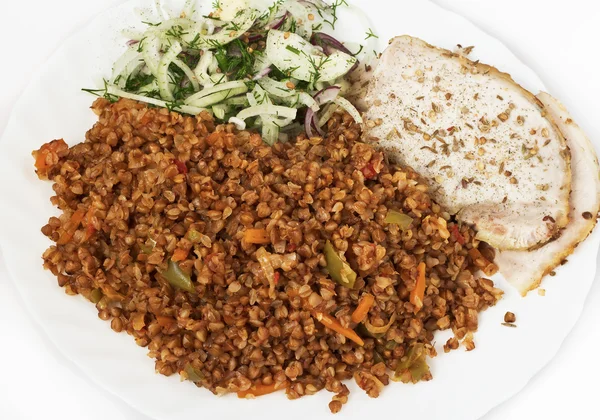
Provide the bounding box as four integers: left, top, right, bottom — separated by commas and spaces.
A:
0, 1, 596, 420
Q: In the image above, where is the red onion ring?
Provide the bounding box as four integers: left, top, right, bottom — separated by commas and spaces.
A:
247, 34, 263, 43
314, 85, 341, 106
311, 32, 360, 72
305, 86, 341, 137
269, 12, 289, 30
305, 108, 324, 138
311, 32, 353, 56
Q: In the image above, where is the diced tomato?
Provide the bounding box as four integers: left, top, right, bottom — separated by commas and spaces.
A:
287, 243, 297, 252
173, 159, 188, 174
450, 225, 465, 245
361, 163, 376, 180
274, 272, 280, 285
171, 248, 189, 262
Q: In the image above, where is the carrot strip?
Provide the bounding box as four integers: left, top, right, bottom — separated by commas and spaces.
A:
351, 293, 375, 324
83, 206, 97, 242
57, 209, 86, 245
237, 381, 288, 398
410, 262, 426, 313
34, 149, 50, 171
156, 315, 176, 328
450, 224, 465, 245
468, 248, 499, 276
33, 139, 68, 176
244, 228, 270, 244
314, 311, 365, 346
171, 248, 189, 262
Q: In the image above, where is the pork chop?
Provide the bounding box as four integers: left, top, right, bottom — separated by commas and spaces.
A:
361, 36, 571, 250
495, 93, 600, 294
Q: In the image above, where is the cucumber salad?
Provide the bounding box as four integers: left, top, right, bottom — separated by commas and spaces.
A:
86, 0, 372, 144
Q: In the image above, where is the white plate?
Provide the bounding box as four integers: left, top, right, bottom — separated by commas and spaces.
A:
0, 0, 598, 419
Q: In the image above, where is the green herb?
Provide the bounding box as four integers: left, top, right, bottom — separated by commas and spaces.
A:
285, 65, 301, 76
251, 87, 268, 105
288, 17, 297, 33
137, 37, 146, 53
148, 89, 163, 99
212, 0, 221, 10
258, 0, 285, 25
168, 62, 197, 101
303, 52, 332, 88
214, 39, 256, 80
141, 21, 160, 27
81, 79, 119, 103
226, 20, 242, 31
320, 0, 348, 30
186, 33, 202, 50
125, 72, 155, 92
165, 99, 185, 112
165, 25, 189, 39
122, 69, 154, 92
352, 44, 364, 56
365, 28, 379, 40
244, 80, 257, 90
206, 39, 224, 49
286, 45, 301, 55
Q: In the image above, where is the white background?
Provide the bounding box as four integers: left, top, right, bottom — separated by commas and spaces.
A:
0, 0, 599, 419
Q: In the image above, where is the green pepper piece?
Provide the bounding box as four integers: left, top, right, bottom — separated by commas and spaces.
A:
90, 288, 103, 304
384, 210, 413, 231
184, 364, 204, 382
355, 323, 384, 339
394, 343, 430, 383
140, 238, 157, 254
373, 350, 385, 365
408, 358, 430, 383
187, 229, 202, 243
324, 240, 357, 288
384, 340, 398, 350
162, 260, 194, 292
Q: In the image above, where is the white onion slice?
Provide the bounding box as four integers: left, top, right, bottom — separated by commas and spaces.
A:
236, 104, 297, 121
157, 41, 183, 101
185, 80, 248, 105
106, 85, 206, 115
334, 96, 363, 124
229, 117, 247, 130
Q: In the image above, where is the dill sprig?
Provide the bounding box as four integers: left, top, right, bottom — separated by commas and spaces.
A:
81, 79, 119, 103
125, 73, 155, 92
319, 0, 348, 30
286, 45, 301, 55
165, 25, 189, 39
365, 28, 379, 40
214, 39, 257, 79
